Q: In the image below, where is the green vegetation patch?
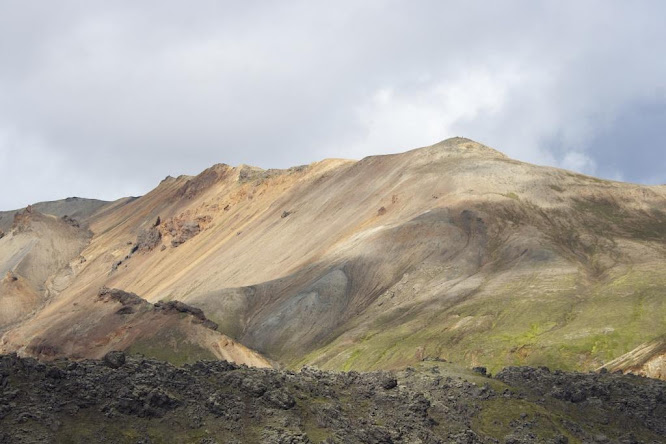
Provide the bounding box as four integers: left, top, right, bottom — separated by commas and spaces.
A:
502, 192, 520, 201
296, 267, 666, 375
474, 398, 576, 442
127, 329, 216, 366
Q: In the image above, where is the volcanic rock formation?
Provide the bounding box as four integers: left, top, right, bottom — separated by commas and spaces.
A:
0, 354, 664, 443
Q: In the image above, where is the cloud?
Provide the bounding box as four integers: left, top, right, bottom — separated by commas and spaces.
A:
561, 152, 597, 176
1, 1, 665, 209
347, 66, 523, 157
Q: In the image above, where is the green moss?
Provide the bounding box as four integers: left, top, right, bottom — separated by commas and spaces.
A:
474, 398, 577, 442
502, 192, 520, 201
127, 329, 216, 366
54, 408, 239, 443
303, 420, 333, 443
294, 267, 666, 375
56, 411, 145, 443
341, 349, 361, 371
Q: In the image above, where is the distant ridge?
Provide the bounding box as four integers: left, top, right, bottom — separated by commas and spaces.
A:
0, 197, 110, 231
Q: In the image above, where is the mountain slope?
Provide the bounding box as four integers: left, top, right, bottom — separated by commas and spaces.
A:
0, 197, 112, 232
1, 138, 665, 377
0, 208, 92, 330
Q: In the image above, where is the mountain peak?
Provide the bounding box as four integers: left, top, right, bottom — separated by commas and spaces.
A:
428, 137, 508, 158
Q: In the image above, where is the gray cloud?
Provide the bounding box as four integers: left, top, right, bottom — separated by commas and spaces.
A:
1, 1, 665, 209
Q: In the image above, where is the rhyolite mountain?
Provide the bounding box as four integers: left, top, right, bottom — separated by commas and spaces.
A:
0, 137, 665, 379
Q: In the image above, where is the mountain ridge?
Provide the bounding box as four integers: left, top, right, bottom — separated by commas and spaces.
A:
1, 138, 664, 379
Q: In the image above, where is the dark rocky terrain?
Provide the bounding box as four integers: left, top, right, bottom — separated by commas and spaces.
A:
0, 353, 664, 443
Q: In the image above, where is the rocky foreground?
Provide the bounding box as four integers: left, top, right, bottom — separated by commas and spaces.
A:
0, 354, 664, 443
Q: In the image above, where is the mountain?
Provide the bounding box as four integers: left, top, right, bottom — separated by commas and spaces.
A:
0, 206, 95, 330
1, 137, 665, 378
0, 197, 113, 232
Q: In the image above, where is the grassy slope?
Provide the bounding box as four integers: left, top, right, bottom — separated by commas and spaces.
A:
293, 194, 666, 374
295, 268, 664, 373
126, 329, 217, 367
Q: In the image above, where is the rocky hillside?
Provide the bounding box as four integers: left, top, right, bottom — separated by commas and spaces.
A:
0, 197, 113, 232
1, 353, 664, 443
0, 207, 93, 330
1, 138, 665, 378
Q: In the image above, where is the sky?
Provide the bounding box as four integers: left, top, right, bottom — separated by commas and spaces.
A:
1, 1, 665, 210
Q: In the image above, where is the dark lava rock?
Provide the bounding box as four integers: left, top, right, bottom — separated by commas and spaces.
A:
495, 366, 666, 437
99, 287, 145, 306
263, 389, 296, 410
61, 215, 81, 228
45, 367, 64, 379
100, 288, 217, 330
115, 305, 136, 315
154, 300, 218, 330
155, 300, 205, 319
241, 377, 268, 397
379, 373, 398, 390
103, 351, 126, 369
111, 260, 122, 271
472, 366, 487, 376
0, 355, 664, 443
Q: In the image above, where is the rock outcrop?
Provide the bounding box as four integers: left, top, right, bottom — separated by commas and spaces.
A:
99, 287, 146, 306
169, 221, 200, 247
154, 299, 219, 330
135, 226, 162, 252
99, 287, 218, 330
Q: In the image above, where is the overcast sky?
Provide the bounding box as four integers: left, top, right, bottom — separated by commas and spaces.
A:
1, 1, 665, 210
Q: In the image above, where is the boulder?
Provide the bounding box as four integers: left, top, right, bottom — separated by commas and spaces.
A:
136, 226, 162, 252
472, 366, 487, 376
103, 351, 126, 369
263, 389, 296, 410
379, 373, 398, 390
